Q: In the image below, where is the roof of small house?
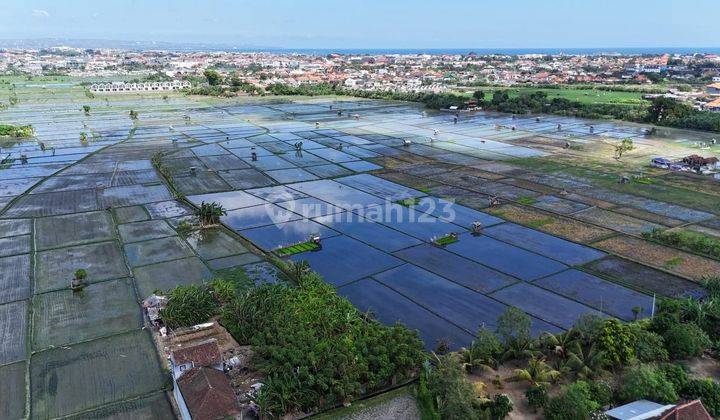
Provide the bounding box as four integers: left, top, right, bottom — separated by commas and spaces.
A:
605, 400, 675, 420
178, 367, 240, 420
171, 339, 221, 367
657, 400, 712, 420
706, 97, 720, 108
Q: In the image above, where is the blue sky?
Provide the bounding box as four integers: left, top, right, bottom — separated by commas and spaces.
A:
1, 0, 717, 48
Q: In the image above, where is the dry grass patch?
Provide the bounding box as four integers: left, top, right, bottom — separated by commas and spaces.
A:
487, 204, 612, 243
593, 235, 720, 280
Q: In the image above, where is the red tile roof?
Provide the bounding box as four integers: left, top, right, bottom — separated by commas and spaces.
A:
178, 367, 240, 420
707, 97, 720, 108
171, 339, 221, 367
658, 400, 712, 420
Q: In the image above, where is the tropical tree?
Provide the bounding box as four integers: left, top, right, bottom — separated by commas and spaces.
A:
565, 343, 608, 379
204, 69, 223, 86
460, 326, 503, 372
525, 384, 548, 413
512, 356, 561, 387
472, 90, 485, 101
196, 201, 226, 226
540, 330, 579, 358
619, 364, 678, 404
497, 306, 536, 362
597, 318, 635, 366
613, 139, 635, 159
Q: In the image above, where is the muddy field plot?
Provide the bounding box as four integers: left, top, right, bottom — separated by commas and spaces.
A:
133, 256, 212, 297
34, 241, 129, 293
0, 362, 25, 419
573, 207, 662, 235
2, 189, 99, 218
30, 330, 166, 419
0, 254, 31, 304
32, 279, 141, 349
0, 300, 27, 365
124, 236, 194, 267
584, 256, 706, 298
184, 228, 251, 260
34, 210, 115, 250
0, 219, 31, 238
62, 392, 175, 420
0, 234, 30, 257
593, 235, 720, 280
118, 220, 176, 243
112, 205, 150, 224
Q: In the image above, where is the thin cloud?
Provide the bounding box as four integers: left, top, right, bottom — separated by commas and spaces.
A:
32, 9, 50, 18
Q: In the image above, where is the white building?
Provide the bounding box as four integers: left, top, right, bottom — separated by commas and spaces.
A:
89, 80, 190, 93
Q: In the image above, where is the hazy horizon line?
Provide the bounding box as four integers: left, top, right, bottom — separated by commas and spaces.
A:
0, 37, 718, 53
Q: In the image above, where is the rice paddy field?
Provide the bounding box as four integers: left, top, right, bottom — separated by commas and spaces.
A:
1, 76, 719, 418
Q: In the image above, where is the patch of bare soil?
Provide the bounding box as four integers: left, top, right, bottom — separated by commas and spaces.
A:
686, 355, 720, 379
469, 364, 542, 420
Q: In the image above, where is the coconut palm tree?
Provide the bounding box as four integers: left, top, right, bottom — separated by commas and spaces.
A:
565, 342, 608, 380
511, 356, 560, 387
539, 330, 579, 358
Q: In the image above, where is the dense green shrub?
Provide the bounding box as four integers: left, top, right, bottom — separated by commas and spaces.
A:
525, 384, 548, 412
159, 279, 241, 328
160, 284, 220, 328
220, 272, 425, 417
460, 327, 503, 371
484, 394, 513, 419
0, 124, 33, 137
544, 381, 601, 420
630, 324, 668, 362
426, 354, 484, 420
680, 378, 720, 417
416, 366, 441, 420
589, 380, 613, 407
657, 363, 689, 391
663, 322, 711, 359
597, 319, 635, 366
619, 365, 678, 404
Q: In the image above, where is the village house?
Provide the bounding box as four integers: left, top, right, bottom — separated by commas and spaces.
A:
169, 339, 240, 420
605, 399, 712, 420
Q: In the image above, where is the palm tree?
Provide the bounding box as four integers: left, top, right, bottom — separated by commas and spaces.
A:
565, 342, 608, 380
540, 330, 579, 358
459, 346, 496, 374
511, 356, 560, 387
196, 201, 226, 226
502, 337, 540, 362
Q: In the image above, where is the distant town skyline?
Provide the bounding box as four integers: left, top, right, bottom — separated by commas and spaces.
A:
1, 0, 718, 50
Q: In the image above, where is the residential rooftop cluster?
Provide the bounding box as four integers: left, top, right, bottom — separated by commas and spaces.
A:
2, 48, 720, 97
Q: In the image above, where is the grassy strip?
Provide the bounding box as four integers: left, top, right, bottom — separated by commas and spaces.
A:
643, 228, 720, 260
432, 233, 459, 246
396, 197, 421, 207
0, 124, 33, 137
516, 196, 537, 205
275, 241, 320, 256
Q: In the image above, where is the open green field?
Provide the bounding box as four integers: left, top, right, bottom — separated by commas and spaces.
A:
469, 86, 649, 106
